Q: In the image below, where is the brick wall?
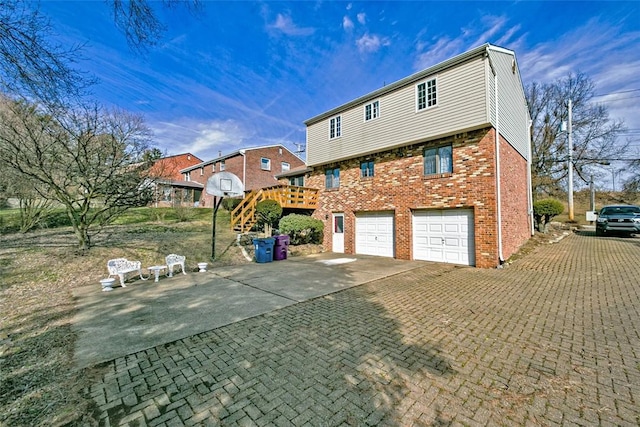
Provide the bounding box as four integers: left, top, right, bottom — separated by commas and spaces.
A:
498, 135, 532, 260
306, 127, 531, 268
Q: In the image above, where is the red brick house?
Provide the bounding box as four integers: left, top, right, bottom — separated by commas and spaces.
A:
180, 145, 305, 208
304, 44, 533, 268
148, 153, 204, 207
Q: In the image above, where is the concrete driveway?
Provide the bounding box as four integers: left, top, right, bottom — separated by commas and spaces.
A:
72, 252, 439, 368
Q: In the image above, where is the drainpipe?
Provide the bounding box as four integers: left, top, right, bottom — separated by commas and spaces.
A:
494, 72, 505, 264
527, 119, 534, 235
239, 149, 246, 189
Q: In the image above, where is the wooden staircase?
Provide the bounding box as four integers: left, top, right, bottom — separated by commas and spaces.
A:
230, 185, 319, 232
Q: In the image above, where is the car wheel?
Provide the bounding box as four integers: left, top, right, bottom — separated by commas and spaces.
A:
595, 228, 603, 237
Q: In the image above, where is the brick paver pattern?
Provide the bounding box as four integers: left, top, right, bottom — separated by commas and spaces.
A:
86, 232, 640, 426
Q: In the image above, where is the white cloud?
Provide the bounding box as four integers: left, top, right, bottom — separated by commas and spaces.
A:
269, 13, 315, 36
357, 12, 366, 25
356, 33, 390, 53
151, 119, 254, 160
343, 16, 354, 31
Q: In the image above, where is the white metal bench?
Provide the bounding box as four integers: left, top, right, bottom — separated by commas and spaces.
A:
107, 258, 147, 287
165, 254, 187, 277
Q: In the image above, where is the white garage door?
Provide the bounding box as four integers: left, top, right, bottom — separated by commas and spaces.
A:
412, 209, 475, 266
355, 212, 394, 257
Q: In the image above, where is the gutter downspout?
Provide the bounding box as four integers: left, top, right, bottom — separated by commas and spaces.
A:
494, 68, 505, 265
239, 149, 246, 189
527, 119, 534, 235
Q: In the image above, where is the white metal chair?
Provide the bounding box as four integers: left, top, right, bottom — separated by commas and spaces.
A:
165, 254, 187, 277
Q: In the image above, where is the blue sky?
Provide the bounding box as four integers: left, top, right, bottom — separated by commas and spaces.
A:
40, 1, 639, 168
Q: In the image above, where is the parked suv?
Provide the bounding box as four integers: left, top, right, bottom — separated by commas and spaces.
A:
595, 205, 640, 236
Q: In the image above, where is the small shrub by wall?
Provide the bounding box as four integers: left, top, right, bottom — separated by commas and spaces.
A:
279, 214, 324, 245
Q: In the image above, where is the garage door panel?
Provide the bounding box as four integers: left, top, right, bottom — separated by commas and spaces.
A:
355, 212, 394, 258
413, 209, 475, 266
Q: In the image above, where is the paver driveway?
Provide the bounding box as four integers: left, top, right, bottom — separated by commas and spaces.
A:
85, 231, 640, 426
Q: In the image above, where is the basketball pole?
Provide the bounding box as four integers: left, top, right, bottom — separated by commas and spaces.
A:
211, 196, 224, 260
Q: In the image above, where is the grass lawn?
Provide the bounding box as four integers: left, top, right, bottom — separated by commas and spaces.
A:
0, 206, 249, 426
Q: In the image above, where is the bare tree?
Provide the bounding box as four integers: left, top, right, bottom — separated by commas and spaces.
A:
110, 0, 202, 51
0, 0, 90, 106
0, 97, 156, 250
526, 73, 627, 198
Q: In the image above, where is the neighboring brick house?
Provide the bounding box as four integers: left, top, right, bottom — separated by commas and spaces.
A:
180, 145, 305, 208
304, 44, 533, 268
148, 153, 204, 207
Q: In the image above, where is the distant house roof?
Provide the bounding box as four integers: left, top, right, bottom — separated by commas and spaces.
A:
156, 179, 204, 189
149, 153, 203, 181
275, 165, 312, 179
180, 144, 300, 173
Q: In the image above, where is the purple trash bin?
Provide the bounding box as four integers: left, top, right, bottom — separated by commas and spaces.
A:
273, 235, 290, 261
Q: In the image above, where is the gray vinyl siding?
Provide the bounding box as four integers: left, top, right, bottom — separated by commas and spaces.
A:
307, 56, 490, 166
488, 49, 531, 160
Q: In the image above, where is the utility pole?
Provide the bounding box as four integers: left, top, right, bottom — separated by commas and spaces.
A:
567, 99, 574, 221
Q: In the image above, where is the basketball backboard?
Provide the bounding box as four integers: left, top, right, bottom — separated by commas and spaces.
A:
205, 172, 244, 197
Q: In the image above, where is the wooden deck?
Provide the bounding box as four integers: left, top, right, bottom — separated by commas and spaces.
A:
230, 185, 318, 232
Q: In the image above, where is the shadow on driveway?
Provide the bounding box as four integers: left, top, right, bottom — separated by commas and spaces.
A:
72, 253, 433, 368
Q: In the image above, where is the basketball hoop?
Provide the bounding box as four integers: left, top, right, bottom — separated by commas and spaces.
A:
205, 172, 244, 260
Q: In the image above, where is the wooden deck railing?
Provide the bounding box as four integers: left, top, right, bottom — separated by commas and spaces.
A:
230, 185, 318, 232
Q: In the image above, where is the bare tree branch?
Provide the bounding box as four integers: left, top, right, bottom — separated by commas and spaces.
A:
526, 73, 628, 198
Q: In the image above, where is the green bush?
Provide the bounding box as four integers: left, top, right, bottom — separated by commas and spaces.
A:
222, 198, 242, 212
279, 214, 324, 245
40, 210, 72, 228
256, 200, 282, 235
533, 198, 564, 232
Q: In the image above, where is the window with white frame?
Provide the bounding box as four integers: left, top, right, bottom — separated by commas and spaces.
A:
200, 167, 204, 176
424, 144, 452, 175
360, 160, 374, 177
364, 100, 379, 121
289, 176, 304, 186
261, 157, 271, 171
325, 168, 340, 189
330, 115, 341, 139
416, 78, 437, 111
220, 161, 225, 171
185, 172, 191, 181
281, 162, 290, 172
212, 163, 215, 172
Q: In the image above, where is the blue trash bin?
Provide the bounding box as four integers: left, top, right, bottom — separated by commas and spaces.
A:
253, 237, 275, 263
273, 235, 290, 261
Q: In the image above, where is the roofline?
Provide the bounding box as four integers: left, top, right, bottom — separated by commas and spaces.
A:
304, 43, 514, 126
275, 166, 312, 179
180, 144, 299, 173
156, 179, 204, 189
159, 152, 202, 162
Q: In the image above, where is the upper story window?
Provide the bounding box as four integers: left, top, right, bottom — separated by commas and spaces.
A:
200, 167, 204, 176
212, 163, 215, 172
185, 172, 191, 182
424, 144, 452, 175
281, 162, 290, 172
416, 78, 437, 111
364, 100, 379, 121
325, 167, 340, 189
360, 160, 374, 178
261, 157, 271, 171
330, 115, 341, 139
289, 176, 304, 186
220, 160, 225, 171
